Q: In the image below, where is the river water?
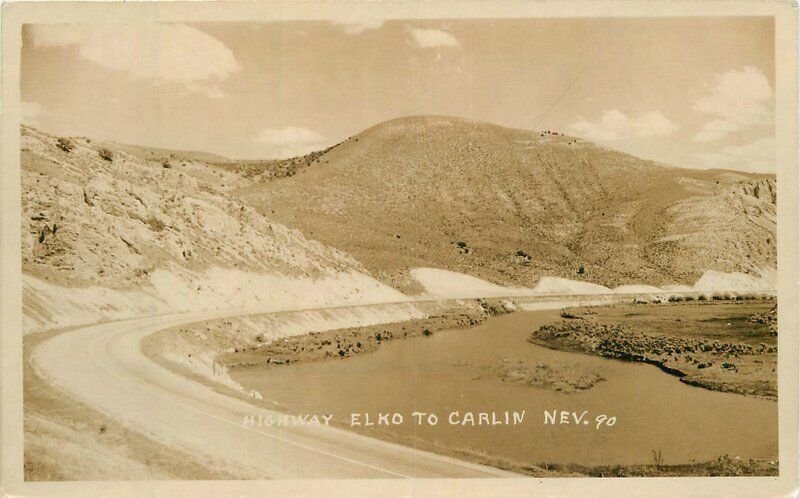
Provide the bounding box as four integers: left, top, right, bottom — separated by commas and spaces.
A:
231, 309, 777, 467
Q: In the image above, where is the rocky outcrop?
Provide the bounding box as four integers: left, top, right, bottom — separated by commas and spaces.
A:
20, 126, 409, 333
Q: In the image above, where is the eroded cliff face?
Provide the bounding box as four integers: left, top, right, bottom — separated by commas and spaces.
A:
20, 126, 409, 333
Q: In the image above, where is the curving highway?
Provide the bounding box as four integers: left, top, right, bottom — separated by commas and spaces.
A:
31, 306, 521, 479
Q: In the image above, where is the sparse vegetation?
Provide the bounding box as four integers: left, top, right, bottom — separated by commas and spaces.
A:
146, 216, 165, 232
517, 455, 777, 477
514, 250, 531, 265
214, 141, 344, 180
530, 301, 778, 399
215, 301, 513, 369
651, 449, 664, 467
485, 359, 605, 393
235, 115, 776, 293
454, 241, 470, 254
98, 148, 114, 162
55, 137, 73, 153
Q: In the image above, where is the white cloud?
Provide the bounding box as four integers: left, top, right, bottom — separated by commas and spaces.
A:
185, 82, 228, 100
333, 19, 385, 34
692, 66, 773, 142
255, 126, 325, 145
28, 24, 239, 97
570, 110, 678, 142
409, 28, 460, 48
254, 126, 327, 159
21, 101, 48, 127
694, 137, 775, 173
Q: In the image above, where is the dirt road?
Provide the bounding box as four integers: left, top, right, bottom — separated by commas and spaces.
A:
31, 306, 519, 479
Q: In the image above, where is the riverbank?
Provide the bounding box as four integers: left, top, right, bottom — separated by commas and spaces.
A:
217, 298, 515, 369
513, 455, 777, 477
529, 300, 777, 399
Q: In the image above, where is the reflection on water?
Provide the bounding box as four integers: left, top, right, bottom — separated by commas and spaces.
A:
231, 310, 778, 466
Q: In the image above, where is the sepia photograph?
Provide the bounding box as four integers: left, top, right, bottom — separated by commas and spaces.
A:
1, 1, 798, 497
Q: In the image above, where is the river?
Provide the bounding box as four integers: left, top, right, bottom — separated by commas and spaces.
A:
230, 309, 778, 467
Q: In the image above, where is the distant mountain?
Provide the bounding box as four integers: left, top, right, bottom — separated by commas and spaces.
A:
93, 139, 232, 164
236, 115, 776, 292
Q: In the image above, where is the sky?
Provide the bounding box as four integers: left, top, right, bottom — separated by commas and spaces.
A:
21, 17, 775, 172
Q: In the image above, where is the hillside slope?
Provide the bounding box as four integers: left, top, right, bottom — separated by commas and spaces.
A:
236, 116, 776, 291
20, 126, 408, 333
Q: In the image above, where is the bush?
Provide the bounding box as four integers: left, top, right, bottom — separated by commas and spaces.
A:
577, 265, 586, 275
146, 216, 165, 232
98, 148, 114, 162
56, 137, 73, 153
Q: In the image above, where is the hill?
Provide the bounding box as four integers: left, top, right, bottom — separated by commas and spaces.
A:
235, 115, 776, 292
89, 139, 232, 164
20, 126, 407, 332
212, 141, 345, 181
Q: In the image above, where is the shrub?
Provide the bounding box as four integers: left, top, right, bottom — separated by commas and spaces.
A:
56, 137, 73, 153
577, 266, 586, 275
651, 449, 664, 468
146, 216, 165, 232
98, 148, 114, 162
